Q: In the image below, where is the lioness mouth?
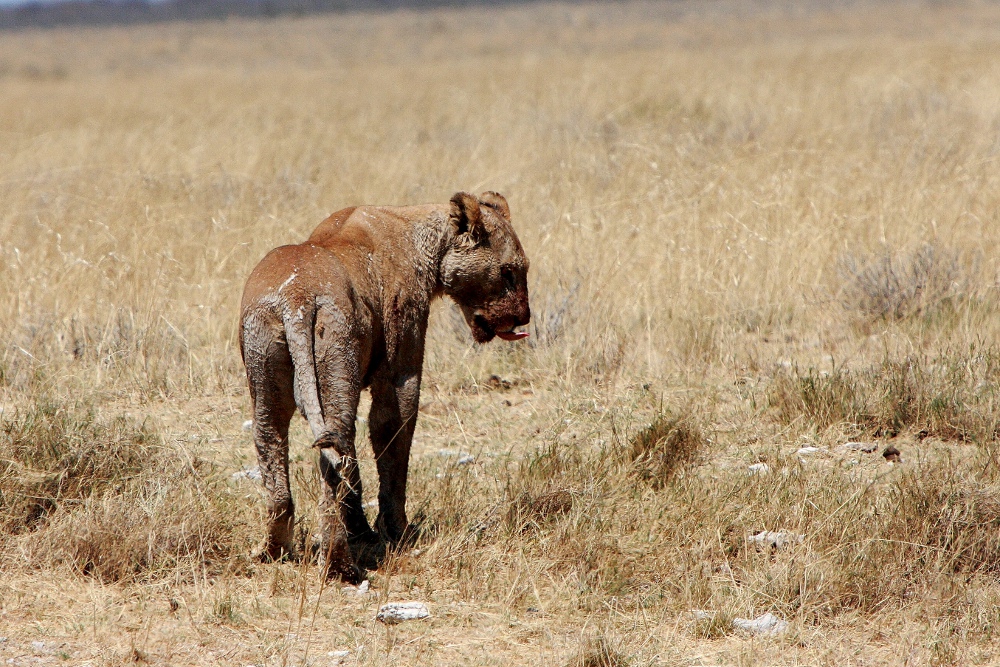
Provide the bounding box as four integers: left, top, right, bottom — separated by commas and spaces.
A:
496, 328, 529, 341
473, 314, 529, 342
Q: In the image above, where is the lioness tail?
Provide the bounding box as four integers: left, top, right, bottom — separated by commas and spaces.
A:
282, 304, 326, 442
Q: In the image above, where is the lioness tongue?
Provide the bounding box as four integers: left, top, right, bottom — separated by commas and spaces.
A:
497, 331, 529, 341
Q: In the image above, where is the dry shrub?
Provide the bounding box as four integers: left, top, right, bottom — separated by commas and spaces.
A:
627, 412, 706, 488
891, 468, 1000, 576
0, 394, 251, 582
838, 244, 967, 323
692, 610, 735, 639
507, 489, 574, 532
769, 350, 1000, 442
564, 636, 630, 667
656, 451, 1000, 617
811, 467, 1000, 614
0, 395, 155, 533
498, 444, 586, 534
529, 280, 580, 347
24, 464, 250, 583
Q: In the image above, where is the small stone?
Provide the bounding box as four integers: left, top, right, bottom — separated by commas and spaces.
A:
438, 449, 475, 464
341, 579, 370, 596
242, 419, 253, 431
796, 446, 821, 456
842, 441, 877, 453
732, 612, 788, 635
376, 602, 430, 624
883, 446, 901, 463
328, 650, 350, 658
747, 463, 770, 475
748, 530, 803, 550
231, 467, 262, 482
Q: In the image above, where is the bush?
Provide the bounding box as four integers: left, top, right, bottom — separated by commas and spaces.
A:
838, 243, 966, 322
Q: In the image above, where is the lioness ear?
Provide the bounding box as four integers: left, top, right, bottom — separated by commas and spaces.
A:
450, 192, 485, 241
479, 191, 510, 220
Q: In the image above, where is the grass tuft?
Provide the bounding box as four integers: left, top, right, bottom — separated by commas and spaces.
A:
626, 412, 706, 488
0, 395, 156, 533
0, 393, 252, 583
564, 636, 630, 667
768, 350, 1000, 442
508, 489, 575, 531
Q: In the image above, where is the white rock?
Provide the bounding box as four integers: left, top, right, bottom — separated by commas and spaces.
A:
842, 441, 877, 453
732, 612, 788, 635
690, 609, 715, 620
328, 650, 350, 657
437, 448, 475, 461
748, 531, 803, 550
231, 467, 262, 482
376, 602, 430, 624
747, 463, 771, 475
796, 446, 821, 456
242, 419, 253, 431
341, 579, 370, 596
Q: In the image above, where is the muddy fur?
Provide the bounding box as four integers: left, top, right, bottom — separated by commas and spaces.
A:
239, 192, 530, 582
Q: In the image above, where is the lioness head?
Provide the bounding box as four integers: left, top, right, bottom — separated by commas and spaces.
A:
441, 191, 531, 343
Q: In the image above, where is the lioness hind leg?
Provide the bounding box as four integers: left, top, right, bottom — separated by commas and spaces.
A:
317, 447, 364, 584
247, 340, 298, 562
313, 306, 371, 581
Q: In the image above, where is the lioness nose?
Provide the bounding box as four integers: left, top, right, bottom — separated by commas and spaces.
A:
517, 302, 531, 327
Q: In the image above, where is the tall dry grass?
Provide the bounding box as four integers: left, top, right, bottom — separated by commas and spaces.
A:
3, 1, 1000, 664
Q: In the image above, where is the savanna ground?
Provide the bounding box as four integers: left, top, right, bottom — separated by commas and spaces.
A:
4, 1, 1000, 664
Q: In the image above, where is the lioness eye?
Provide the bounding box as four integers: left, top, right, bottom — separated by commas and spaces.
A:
501, 267, 516, 291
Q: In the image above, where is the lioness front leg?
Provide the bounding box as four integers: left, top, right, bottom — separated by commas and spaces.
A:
370, 372, 420, 545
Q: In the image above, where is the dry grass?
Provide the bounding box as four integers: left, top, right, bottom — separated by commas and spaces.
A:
4, 0, 1000, 664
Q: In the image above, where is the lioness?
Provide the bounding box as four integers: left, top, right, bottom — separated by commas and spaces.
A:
240, 191, 530, 582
